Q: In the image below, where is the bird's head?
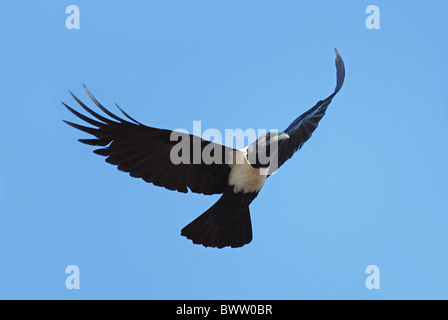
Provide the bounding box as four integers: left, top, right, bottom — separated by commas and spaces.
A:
246, 131, 289, 169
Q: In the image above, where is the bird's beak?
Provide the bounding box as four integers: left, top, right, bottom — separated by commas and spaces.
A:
278, 133, 290, 141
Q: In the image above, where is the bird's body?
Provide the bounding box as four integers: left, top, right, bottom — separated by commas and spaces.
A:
228, 148, 267, 194
64, 49, 345, 248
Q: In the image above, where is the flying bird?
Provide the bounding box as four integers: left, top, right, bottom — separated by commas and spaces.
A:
64, 49, 345, 248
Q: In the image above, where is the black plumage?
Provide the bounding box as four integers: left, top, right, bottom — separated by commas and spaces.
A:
64, 49, 345, 248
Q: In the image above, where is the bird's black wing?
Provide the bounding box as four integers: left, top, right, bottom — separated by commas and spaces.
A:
269, 49, 345, 174
63, 86, 235, 195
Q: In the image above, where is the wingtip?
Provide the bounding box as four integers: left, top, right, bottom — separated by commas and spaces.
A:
115, 103, 142, 125
68, 90, 78, 100
333, 48, 345, 94
83, 84, 91, 96
334, 48, 343, 65
334, 48, 340, 57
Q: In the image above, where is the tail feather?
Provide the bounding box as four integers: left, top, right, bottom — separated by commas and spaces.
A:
181, 198, 253, 248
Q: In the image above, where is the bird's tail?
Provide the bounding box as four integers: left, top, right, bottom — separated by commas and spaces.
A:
181, 196, 253, 249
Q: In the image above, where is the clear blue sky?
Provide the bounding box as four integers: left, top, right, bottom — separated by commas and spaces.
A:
0, 1, 447, 299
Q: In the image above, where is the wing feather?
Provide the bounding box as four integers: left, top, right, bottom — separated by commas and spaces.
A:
64, 87, 234, 195
270, 49, 345, 174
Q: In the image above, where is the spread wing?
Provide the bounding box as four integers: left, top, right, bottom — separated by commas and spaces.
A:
269, 49, 345, 174
63, 86, 236, 195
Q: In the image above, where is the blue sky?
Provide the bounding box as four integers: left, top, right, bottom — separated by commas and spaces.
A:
0, 1, 447, 299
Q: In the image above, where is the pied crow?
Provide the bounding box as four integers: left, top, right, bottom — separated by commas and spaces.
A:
64, 49, 345, 248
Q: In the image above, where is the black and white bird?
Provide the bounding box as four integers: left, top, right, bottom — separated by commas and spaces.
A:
64, 49, 345, 249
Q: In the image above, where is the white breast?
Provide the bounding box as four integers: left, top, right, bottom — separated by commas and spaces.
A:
227, 149, 267, 194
